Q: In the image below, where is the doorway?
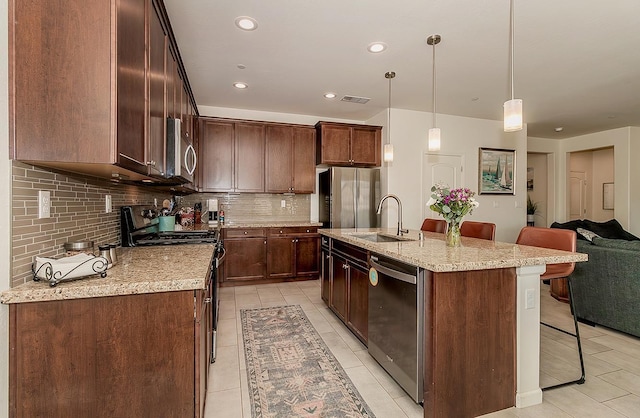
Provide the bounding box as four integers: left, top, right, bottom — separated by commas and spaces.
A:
422, 153, 463, 219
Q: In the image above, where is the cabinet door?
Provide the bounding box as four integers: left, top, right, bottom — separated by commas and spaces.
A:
267, 236, 295, 278
318, 124, 351, 165
117, 0, 148, 173
351, 126, 381, 166
200, 121, 234, 192
224, 237, 267, 282
295, 235, 320, 277
321, 245, 331, 303
147, 1, 167, 178
235, 123, 266, 192
265, 125, 294, 193
330, 254, 348, 321
12, 0, 112, 163
292, 127, 316, 193
347, 264, 369, 342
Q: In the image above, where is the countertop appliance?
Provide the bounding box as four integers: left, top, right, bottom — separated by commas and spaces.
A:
319, 167, 381, 228
120, 206, 218, 246
368, 253, 424, 403
166, 118, 197, 183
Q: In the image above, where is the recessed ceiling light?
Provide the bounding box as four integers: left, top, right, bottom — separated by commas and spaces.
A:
367, 42, 387, 53
233, 82, 248, 89
235, 16, 258, 31
237, 64, 246, 70
554, 127, 564, 132
324, 92, 336, 99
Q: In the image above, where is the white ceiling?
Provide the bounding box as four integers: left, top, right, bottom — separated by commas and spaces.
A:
163, 0, 640, 139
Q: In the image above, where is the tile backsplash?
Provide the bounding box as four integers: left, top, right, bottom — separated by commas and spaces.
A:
10, 162, 313, 287
10, 162, 170, 287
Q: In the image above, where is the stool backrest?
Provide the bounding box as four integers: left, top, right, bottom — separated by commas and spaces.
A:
516, 226, 576, 279
460, 221, 496, 240
420, 218, 447, 233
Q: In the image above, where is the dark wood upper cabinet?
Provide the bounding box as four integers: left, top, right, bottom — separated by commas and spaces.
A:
9, 0, 197, 183
235, 123, 266, 192
265, 125, 316, 193
316, 121, 382, 167
147, 0, 168, 178
200, 120, 234, 192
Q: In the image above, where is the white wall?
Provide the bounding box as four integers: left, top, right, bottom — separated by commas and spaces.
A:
590, 148, 614, 221
371, 109, 528, 242
1, 0, 11, 415
530, 127, 636, 234
526, 153, 548, 226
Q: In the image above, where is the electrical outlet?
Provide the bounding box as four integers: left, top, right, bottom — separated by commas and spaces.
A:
525, 288, 536, 309
38, 190, 51, 219
281, 199, 286, 208
105, 195, 112, 213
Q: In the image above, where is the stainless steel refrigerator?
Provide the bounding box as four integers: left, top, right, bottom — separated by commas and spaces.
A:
319, 167, 381, 228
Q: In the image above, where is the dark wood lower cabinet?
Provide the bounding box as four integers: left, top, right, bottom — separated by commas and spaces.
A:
330, 254, 348, 321
222, 227, 319, 286
347, 264, 368, 342
9, 290, 208, 418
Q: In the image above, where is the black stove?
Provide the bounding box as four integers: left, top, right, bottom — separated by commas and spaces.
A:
121, 206, 218, 247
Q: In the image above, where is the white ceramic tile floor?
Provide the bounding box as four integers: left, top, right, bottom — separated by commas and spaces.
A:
204, 280, 640, 418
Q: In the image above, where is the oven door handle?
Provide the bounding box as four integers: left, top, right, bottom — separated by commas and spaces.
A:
369, 256, 416, 285
215, 247, 226, 268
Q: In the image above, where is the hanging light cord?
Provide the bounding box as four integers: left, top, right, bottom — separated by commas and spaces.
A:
385, 71, 395, 144
432, 39, 437, 128
509, 0, 515, 100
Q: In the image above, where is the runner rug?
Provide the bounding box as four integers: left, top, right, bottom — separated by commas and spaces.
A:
241, 304, 376, 418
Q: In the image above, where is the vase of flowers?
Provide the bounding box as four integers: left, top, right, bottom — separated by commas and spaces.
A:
427, 184, 480, 247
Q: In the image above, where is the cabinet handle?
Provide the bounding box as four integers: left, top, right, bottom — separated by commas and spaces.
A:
244, 231, 248, 235
292, 239, 295, 243
295, 239, 299, 243
325, 255, 330, 259
204, 298, 212, 304
306, 229, 310, 233
146, 160, 156, 167
264, 240, 267, 244
280, 230, 283, 234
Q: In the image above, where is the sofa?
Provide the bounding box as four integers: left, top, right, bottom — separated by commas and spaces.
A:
551, 219, 640, 338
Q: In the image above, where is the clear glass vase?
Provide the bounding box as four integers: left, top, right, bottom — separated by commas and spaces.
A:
446, 220, 462, 247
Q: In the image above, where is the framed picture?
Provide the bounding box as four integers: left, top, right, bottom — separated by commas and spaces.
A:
603, 182, 614, 210
479, 147, 516, 195
527, 167, 534, 190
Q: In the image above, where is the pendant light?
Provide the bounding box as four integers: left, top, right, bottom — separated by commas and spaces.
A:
504, 0, 523, 132
427, 35, 441, 151
383, 71, 395, 163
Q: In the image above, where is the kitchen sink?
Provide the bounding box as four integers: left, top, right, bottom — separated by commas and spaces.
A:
353, 233, 415, 243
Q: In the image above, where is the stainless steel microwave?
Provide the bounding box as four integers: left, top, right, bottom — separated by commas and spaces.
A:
166, 118, 196, 183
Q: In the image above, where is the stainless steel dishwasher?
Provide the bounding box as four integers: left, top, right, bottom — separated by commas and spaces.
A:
368, 253, 424, 403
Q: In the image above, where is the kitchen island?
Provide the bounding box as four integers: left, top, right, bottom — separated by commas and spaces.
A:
319, 228, 587, 418
1, 244, 215, 418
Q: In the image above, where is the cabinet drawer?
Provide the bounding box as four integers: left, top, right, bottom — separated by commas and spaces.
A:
224, 228, 266, 238
267, 226, 318, 236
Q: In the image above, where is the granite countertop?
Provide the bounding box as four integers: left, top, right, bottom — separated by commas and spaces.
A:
320, 228, 588, 272
221, 221, 322, 228
1, 244, 215, 304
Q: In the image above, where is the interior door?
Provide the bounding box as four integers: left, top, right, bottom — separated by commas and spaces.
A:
570, 171, 587, 220
423, 154, 463, 219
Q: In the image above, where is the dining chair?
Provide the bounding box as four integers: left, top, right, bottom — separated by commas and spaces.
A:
420, 218, 447, 233
460, 221, 496, 240
516, 226, 585, 390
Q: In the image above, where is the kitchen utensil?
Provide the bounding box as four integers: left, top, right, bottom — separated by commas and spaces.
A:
64, 241, 95, 256
99, 245, 113, 268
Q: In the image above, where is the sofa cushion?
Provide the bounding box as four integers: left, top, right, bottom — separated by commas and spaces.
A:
576, 228, 600, 242
591, 236, 640, 251
551, 219, 639, 241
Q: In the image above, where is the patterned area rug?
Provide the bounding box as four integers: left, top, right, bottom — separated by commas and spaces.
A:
241, 305, 376, 418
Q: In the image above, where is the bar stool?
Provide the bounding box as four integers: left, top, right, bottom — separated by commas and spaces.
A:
516, 226, 586, 390
460, 221, 496, 240
420, 218, 447, 233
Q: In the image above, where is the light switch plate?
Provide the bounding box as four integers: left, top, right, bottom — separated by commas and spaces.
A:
38, 190, 51, 218
281, 199, 286, 208
105, 195, 112, 213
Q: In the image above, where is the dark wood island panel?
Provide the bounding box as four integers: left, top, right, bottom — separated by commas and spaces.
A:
423, 268, 516, 418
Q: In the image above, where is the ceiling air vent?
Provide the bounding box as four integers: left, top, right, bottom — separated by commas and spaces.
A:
340, 95, 370, 104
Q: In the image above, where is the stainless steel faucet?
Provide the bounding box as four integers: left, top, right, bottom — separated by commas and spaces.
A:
376, 194, 409, 236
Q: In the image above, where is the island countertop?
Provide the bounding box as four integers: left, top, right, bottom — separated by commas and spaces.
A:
320, 228, 588, 272
0, 244, 215, 304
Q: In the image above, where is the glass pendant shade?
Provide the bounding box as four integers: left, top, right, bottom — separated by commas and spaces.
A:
503, 98, 523, 132
428, 128, 441, 151
383, 143, 394, 162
